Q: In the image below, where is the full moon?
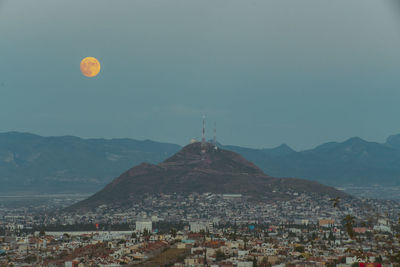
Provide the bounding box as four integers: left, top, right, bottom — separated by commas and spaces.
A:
80, 57, 101, 77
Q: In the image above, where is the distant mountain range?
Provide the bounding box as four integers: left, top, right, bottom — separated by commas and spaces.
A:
69, 142, 346, 211
223, 135, 400, 187
0, 132, 180, 193
1, 131, 400, 193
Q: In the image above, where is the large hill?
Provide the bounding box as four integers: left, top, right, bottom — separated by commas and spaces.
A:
0, 132, 180, 193
2, 132, 400, 193
70, 142, 347, 210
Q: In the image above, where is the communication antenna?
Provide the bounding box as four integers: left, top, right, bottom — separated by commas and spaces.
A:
202, 115, 206, 146
213, 122, 217, 150
201, 115, 206, 157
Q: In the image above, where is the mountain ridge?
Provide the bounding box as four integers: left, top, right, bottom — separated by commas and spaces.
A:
69, 142, 347, 211
1, 131, 400, 193
0, 132, 181, 193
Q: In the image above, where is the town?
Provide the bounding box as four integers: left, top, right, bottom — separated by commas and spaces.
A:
1, 192, 399, 266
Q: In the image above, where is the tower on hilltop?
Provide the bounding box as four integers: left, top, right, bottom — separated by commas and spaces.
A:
201, 115, 206, 156
213, 122, 217, 150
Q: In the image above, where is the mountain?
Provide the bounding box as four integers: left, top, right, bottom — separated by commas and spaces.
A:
69, 142, 347, 210
226, 137, 400, 186
0, 132, 181, 193
385, 133, 400, 150
2, 131, 400, 194
221, 143, 295, 158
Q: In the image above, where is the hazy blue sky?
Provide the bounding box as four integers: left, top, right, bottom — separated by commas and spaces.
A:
1, 0, 400, 150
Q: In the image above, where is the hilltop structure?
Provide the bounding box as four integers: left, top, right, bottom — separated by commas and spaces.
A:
68, 141, 347, 211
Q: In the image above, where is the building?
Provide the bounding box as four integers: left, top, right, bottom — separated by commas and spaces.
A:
136, 220, 152, 233
319, 219, 335, 228
222, 194, 242, 200
189, 222, 209, 233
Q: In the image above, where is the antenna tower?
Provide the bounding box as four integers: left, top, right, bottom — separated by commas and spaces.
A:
201, 115, 206, 157
213, 122, 217, 150
202, 115, 206, 145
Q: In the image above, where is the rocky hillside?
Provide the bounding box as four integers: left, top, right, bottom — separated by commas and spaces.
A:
70, 142, 347, 210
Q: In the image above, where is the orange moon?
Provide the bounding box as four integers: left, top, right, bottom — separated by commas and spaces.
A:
80, 57, 101, 77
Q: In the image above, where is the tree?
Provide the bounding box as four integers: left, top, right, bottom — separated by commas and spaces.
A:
215, 249, 226, 261
230, 230, 237, 241
376, 255, 383, 263
328, 231, 335, 241
170, 228, 177, 238
23, 255, 36, 264
204, 248, 207, 266
332, 197, 369, 262
39, 229, 45, 237
343, 215, 356, 240
311, 232, 317, 240
253, 256, 258, 267
294, 245, 305, 253
62, 233, 70, 241
261, 257, 269, 267
142, 228, 151, 241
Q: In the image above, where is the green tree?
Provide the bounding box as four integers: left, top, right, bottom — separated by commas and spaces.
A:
142, 228, 151, 241
375, 255, 383, 263
62, 233, 70, 241
170, 228, 177, 238
39, 229, 45, 237
253, 256, 258, 267
328, 231, 335, 241
204, 248, 207, 266
311, 232, 317, 240
261, 257, 269, 267
294, 246, 305, 253
215, 249, 226, 261
343, 215, 356, 240
23, 255, 36, 263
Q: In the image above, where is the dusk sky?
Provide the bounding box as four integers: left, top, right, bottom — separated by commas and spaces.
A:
1, 0, 400, 150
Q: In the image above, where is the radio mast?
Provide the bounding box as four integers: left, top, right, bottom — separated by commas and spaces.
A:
213, 122, 217, 150
201, 115, 206, 157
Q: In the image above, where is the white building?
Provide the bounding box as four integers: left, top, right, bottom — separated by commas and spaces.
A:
373, 224, 391, 233
136, 220, 152, 233
237, 262, 253, 267
222, 194, 242, 200
189, 221, 209, 233
294, 219, 309, 225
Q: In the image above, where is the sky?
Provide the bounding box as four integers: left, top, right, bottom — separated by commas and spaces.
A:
1, 0, 400, 150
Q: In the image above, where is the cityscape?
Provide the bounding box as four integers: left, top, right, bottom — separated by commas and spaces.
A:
2, 0, 400, 266
1, 190, 400, 266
